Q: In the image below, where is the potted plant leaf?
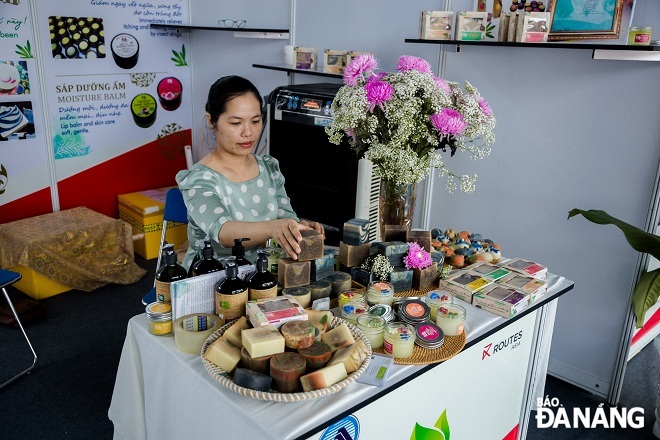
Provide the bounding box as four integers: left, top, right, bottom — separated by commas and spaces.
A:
568, 209, 660, 328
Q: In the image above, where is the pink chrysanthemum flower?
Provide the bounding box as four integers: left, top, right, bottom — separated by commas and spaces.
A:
343, 54, 379, 86
433, 76, 450, 94
431, 108, 467, 137
345, 128, 356, 141
478, 97, 493, 117
396, 55, 432, 73
367, 72, 386, 83
404, 242, 432, 270
364, 81, 394, 112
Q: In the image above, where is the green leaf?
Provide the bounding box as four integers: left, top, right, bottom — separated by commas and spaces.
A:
410, 423, 445, 440
181, 44, 186, 58
434, 410, 450, 440
567, 209, 660, 261
632, 269, 660, 328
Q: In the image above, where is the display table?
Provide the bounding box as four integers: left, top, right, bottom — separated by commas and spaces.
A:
109, 274, 573, 440
0, 207, 146, 298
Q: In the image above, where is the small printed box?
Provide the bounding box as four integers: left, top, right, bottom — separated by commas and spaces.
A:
465, 261, 510, 281
455, 11, 488, 41
246, 296, 308, 329
346, 51, 374, 66
518, 12, 550, 43
496, 272, 547, 303
323, 49, 348, 74
437, 270, 493, 303
118, 186, 188, 260
500, 258, 547, 280
294, 46, 317, 70
473, 284, 530, 319
419, 11, 453, 40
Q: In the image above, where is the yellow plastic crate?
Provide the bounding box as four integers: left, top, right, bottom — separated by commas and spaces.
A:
10, 265, 71, 300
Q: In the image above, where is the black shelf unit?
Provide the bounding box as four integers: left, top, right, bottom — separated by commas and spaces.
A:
404, 38, 660, 51
252, 63, 343, 79
150, 23, 289, 34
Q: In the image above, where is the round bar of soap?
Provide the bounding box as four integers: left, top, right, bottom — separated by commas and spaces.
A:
270, 352, 306, 393
309, 279, 332, 301
280, 320, 315, 350
240, 347, 272, 375
326, 271, 352, 297
283, 286, 311, 308
298, 341, 333, 372
233, 367, 272, 392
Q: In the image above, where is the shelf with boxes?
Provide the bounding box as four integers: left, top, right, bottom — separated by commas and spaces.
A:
149, 24, 289, 39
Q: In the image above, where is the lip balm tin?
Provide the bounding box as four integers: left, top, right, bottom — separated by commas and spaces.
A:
368, 304, 394, 322
397, 299, 430, 325
415, 322, 445, 349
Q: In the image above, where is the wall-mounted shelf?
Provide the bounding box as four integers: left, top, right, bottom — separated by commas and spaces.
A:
252, 63, 343, 79
150, 24, 289, 39
404, 39, 660, 61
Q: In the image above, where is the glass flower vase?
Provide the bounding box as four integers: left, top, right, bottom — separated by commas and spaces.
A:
378, 179, 417, 240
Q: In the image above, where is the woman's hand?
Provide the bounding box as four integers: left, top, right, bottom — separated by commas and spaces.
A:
300, 219, 325, 237
271, 219, 312, 260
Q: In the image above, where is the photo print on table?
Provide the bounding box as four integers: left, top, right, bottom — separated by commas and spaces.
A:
49, 16, 106, 59
0, 61, 30, 95
0, 101, 34, 141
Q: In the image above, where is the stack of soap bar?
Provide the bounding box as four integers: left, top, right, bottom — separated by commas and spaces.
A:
412, 263, 438, 290
311, 251, 335, 281
343, 218, 370, 246
233, 368, 272, 392
390, 267, 413, 292
377, 241, 408, 267
325, 271, 352, 297
338, 241, 370, 267
241, 325, 285, 358
300, 362, 348, 392
308, 279, 332, 301
298, 341, 333, 372
222, 316, 250, 348
204, 338, 242, 372
281, 320, 315, 349
382, 224, 409, 242
283, 286, 312, 309
407, 229, 432, 253
240, 347, 272, 375
298, 229, 324, 261
328, 340, 369, 374
350, 267, 372, 287
278, 258, 311, 288
270, 352, 307, 393
321, 323, 355, 352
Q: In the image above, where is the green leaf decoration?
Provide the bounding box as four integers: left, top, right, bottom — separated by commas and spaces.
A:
15, 40, 34, 58
568, 208, 660, 328
434, 410, 450, 440
410, 423, 445, 440
170, 44, 188, 66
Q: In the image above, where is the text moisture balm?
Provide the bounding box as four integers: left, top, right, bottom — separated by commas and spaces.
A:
157, 77, 183, 111
131, 93, 157, 128
435, 303, 466, 336
111, 33, 139, 69
383, 322, 415, 359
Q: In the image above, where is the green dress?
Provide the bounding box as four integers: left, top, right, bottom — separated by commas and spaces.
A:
176, 154, 298, 269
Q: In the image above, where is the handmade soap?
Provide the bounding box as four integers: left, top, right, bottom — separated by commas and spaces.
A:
280, 320, 315, 350
298, 341, 333, 372
233, 368, 272, 392
269, 352, 307, 393
311, 251, 335, 281
241, 325, 285, 359
203, 338, 241, 373
343, 218, 370, 246
407, 230, 432, 253
321, 323, 355, 352
382, 224, 409, 242
283, 286, 312, 309
306, 309, 333, 334
350, 267, 373, 287
430, 251, 445, 265
390, 267, 413, 292
412, 263, 438, 290
325, 271, 352, 297
222, 316, 250, 349
278, 258, 311, 288
328, 340, 369, 374
338, 241, 370, 268
308, 279, 332, 301
298, 229, 324, 261
240, 347, 272, 375
300, 362, 348, 392
377, 241, 408, 267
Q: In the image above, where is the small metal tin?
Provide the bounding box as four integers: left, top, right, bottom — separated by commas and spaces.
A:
415, 322, 445, 349
368, 304, 394, 322
397, 299, 430, 325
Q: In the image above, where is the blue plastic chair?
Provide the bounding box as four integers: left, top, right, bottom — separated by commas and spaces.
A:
142, 187, 188, 305
0, 269, 38, 389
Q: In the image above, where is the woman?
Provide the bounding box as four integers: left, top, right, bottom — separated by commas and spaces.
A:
176, 76, 324, 270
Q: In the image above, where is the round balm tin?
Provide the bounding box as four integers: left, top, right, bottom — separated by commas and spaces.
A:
415, 322, 445, 349
131, 93, 157, 128
157, 76, 183, 111
397, 299, 430, 325
368, 304, 394, 322
111, 33, 139, 69
145, 302, 172, 336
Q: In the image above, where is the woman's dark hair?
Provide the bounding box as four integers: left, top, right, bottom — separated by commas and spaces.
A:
205, 76, 263, 126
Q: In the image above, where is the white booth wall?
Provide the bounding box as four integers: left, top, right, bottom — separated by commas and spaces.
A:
188, 0, 660, 400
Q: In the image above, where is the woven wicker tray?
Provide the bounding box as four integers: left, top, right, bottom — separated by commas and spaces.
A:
201, 316, 372, 402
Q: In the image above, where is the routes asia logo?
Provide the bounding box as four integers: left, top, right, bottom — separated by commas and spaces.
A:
482, 330, 523, 360
535, 397, 644, 429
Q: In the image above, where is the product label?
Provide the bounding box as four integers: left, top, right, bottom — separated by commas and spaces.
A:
155, 280, 171, 302
635, 34, 651, 44
383, 339, 393, 354
248, 286, 277, 301
154, 321, 172, 335
457, 323, 464, 335
215, 290, 248, 321
405, 302, 426, 317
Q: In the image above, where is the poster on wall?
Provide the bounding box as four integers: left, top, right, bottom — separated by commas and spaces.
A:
0, 0, 52, 223
35, 0, 192, 217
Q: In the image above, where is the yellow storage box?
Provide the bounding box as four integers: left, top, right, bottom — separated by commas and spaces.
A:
11, 265, 72, 300
118, 186, 188, 260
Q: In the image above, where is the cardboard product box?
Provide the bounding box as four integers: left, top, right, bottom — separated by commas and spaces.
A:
10, 265, 71, 300
419, 11, 453, 40
323, 49, 348, 74
500, 258, 547, 280
473, 284, 530, 319
437, 269, 493, 304
496, 272, 547, 303
118, 186, 188, 260
246, 297, 308, 329
455, 11, 488, 41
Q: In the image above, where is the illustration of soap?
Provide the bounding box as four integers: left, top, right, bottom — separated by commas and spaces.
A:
49, 16, 106, 60
0, 105, 28, 139
157, 77, 183, 111
131, 94, 157, 128
111, 33, 139, 69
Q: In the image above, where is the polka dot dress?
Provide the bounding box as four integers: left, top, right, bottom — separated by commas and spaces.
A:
176, 154, 298, 269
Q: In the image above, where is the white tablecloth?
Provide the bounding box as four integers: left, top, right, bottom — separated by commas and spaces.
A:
109, 274, 571, 440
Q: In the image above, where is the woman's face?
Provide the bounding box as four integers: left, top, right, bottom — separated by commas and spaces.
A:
211, 93, 263, 156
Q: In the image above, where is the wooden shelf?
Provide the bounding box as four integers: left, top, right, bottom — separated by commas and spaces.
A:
150, 24, 289, 39
252, 63, 343, 79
